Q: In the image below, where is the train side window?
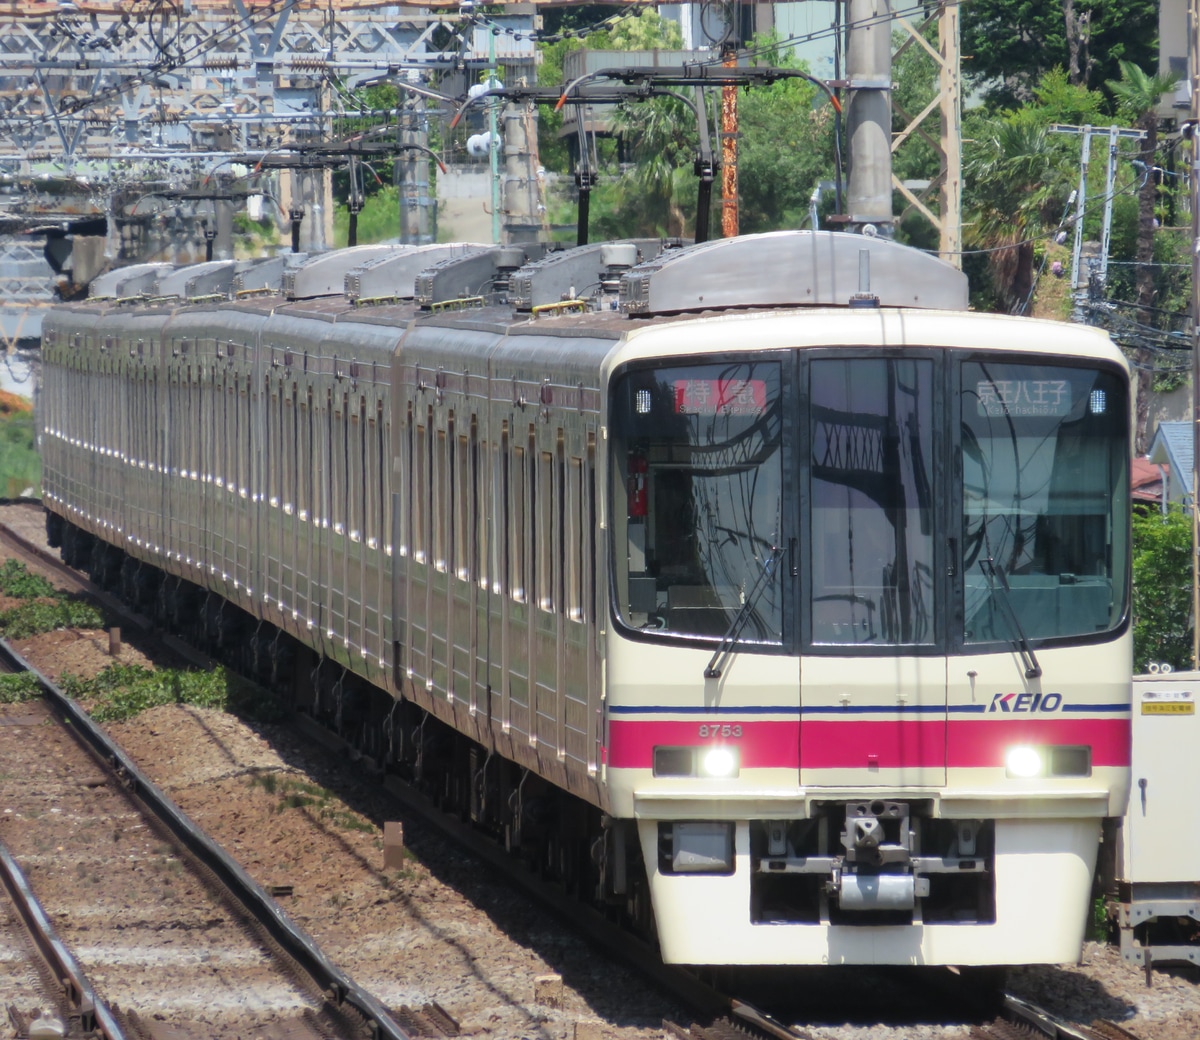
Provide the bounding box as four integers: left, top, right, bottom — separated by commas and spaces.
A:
511, 441, 526, 602
231, 374, 240, 493
587, 432, 596, 624
455, 428, 470, 581
470, 422, 484, 590
351, 397, 365, 541
223, 374, 233, 490
496, 421, 509, 596
566, 456, 583, 621
300, 388, 314, 520
556, 434, 566, 614
397, 402, 413, 559
283, 387, 296, 515
267, 380, 280, 508
434, 418, 450, 572
381, 403, 391, 556
239, 375, 249, 497
364, 400, 377, 549
414, 407, 430, 565
528, 425, 538, 604
537, 447, 555, 612
329, 396, 340, 533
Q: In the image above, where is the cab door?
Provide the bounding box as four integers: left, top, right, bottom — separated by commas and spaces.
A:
799, 354, 947, 789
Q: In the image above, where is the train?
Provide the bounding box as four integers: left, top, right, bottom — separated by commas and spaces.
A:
37, 230, 1133, 968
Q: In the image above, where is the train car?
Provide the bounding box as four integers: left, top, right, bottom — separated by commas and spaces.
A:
38, 230, 1133, 968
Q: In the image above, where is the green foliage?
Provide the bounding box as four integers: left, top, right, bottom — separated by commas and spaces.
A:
1106, 60, 1181, 124
0, 559, 58, 599
0, 409, 40, 499
1088, 895, 1113, 943
1029, 67, 1107, 125
332, 185, 401, 247
0, 559, 103, 638
58, 663, 288, 723
1131, 505, 1194, 673
536, 36, 587, 175
0, 598, 104, 639
738, 72, 834, 234
231, 210, 279, 255
961, 0, 1157, 106
250, 772, 373, 831
0, 671, 42, 703
602, 10, 682, 50
60, 664, 229, 722
545, 28, 837, 239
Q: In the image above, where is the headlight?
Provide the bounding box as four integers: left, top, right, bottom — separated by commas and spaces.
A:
701, 746, 739, 778
1005, 745, 1044, 778
1005, 744, 1092, 778
653, 746, 740, 778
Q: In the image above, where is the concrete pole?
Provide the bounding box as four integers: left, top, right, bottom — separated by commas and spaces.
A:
845, 0, 894, 231
937, 2, 962, 264
398, 99, 431, 245
502, 100, 546, 245
214, 173, 234, 261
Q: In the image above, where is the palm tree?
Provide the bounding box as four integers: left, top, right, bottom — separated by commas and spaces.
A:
964, 111, 1072, 311
612, 95, 700, 238
1107, 60, 1180, 453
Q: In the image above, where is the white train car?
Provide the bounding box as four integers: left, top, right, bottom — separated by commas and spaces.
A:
39, 231, 1133, 968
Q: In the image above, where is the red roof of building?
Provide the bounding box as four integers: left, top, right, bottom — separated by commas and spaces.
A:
1133, 457, 1166, 504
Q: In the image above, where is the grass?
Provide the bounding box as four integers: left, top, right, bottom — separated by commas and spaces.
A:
0, 559, 105, 638
59, 664, 231, 722
0, 393, 40, 498
0, 558, 58, 598
249, 771, 374, 832
332, 186, 403, 246
0, 598, 104, 638
0, 671, 42, 702
58, 663, 288, 724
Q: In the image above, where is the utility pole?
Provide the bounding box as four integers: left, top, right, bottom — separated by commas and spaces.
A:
720, 42, 739, 238
845, 0, 894, 232
1050, 124, 1146, 319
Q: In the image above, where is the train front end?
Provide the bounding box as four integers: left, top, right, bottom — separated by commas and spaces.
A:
600, 234, 1131, 967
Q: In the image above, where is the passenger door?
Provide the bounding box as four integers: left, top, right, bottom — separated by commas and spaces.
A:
799, 354, 947, 789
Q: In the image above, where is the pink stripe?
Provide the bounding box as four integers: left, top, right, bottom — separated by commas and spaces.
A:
946, 717, 1129, 768
607, 720, 800, 769
606, 717, 1130, 770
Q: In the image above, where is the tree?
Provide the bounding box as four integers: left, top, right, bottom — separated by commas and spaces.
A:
1107, 60, 1180, 454
738, 76, 835, 234
962, 0, 1157, 106
552, 26, 838, 240
1132, 505, 1194, 673
963, 106, 1074, 311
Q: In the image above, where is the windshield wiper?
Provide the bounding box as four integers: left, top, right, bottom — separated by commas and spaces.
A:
981, 557, 1042, 679
704, 544, 783, 679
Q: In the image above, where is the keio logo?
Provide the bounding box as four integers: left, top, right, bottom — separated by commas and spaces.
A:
988, 692, 1063, 713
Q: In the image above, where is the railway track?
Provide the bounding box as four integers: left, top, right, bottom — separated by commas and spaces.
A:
0, 823, 125, 1039
0, 504, 1156, 1040
0, 628, 409, 1038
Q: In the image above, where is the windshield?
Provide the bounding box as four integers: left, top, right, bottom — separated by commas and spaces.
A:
608, 351, 1129, 655
960, 361, 1129, 643
809, 357, 935, 645
610, 360, 784, 643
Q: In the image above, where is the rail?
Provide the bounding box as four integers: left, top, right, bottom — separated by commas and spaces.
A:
0, 837, 127, 1040
0, 634, 414, 1040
